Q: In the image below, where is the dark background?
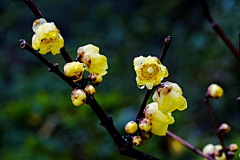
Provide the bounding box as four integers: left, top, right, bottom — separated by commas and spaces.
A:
0, 0, 239, 159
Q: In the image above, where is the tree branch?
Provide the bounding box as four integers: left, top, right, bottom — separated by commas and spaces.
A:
204, 95, 228, 159
19, 40, 161, 159
166, 131, 214, 160
135, 36, 171, 122
200, 0, 238, 58
19, 39, 77, 88
23, 0, 44, 19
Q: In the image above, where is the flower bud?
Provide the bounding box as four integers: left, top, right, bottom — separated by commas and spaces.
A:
141, 131, 152, 140
84, 85, 96, 95
214, 145, 224, 158
132, 136, 143, 146
218, 123, 231, 135
125, 121, 138, 134
139, 118, 152, 132
208, 84, 223, 99
32, 18, 47, 32
88, 73, 103, 86
228, 144, 238, 152
203, 144, 215, 156
71, 89, 86, 106
64, 62, 84, 82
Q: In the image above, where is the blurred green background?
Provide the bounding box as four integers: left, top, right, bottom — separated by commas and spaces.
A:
0, 0, 240, 159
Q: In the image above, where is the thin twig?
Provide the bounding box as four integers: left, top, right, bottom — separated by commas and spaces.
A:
19, 39, 77, 88
159, 36, 171, 63
238, 27, 240, 117
135, 36, 171, 122
23, 0, 73, 63
204, 95, 228, 159
200, 0, 238, 58
23, 0, 44, 19
239, 27, 240, 95
60, 46, 73, 63
166, 131, 214, 160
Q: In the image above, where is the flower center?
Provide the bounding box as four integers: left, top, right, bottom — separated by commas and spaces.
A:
141, 64, 159, 79
147, 67, 154, 74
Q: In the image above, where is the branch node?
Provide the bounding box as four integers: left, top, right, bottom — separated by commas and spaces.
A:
164, 36, 171, 43
19, 39, 27, 48
48, 63, 59, 72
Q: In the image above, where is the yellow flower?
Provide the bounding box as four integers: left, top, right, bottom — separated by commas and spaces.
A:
77, 44, 108, 76
64, 62, 84, 81
144, 102, 174, 136
202, 144, 226, 160
32, 18, 64, 55
208, 84, 223, 99
153, 81, 187, 115
133, 56, 168, 90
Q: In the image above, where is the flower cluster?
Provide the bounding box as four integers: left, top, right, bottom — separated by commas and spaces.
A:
133, 56, 186, 136
32, 18, 64, 55
141, 81, 186, 136
124, 56, 187, 146
203, 143, 238, 160
65, 44, 108, 106
31, 19, 109, 107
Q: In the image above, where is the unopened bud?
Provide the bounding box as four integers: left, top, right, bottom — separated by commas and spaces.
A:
84, 85, 95, 95
208, 84, 223, 99
132, 136, 142, 146
125, 121, 138, 134
141, 131, 152, 140
32, 18, 47, 32
203, 144, 215, 156
64, 62, 84, 82
214, 145, 223, 157
139, 118, 152, 132
218, 123, 231, 135
228, 144, 238, 152
88, 73, 103, 86
71, 89, 86, 106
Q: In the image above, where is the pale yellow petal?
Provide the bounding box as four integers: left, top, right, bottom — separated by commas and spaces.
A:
151, 121, 168, 136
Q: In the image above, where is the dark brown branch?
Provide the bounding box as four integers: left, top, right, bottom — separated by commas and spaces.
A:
204, 95, 228, 159
19, 39, 77, 89
23, 0, 44, 19
238, 27, 240, 117
166, 131, 214, 160
159, 36, 171, 63
23, 0, 73, 63
200, 0, 238, 58
135, 89, 152, 122
60, 47, 73, 63
135, 36, 171, 121
238, 25, 240, 97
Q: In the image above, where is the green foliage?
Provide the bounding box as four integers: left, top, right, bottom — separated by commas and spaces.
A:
1, 0, 240, 159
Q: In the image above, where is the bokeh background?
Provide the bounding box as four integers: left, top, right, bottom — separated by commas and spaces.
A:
0, 0, 240, 159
